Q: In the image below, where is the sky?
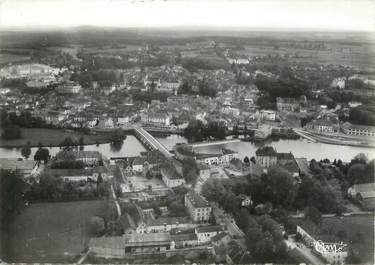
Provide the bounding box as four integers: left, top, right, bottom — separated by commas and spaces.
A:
0, 0, 374, 31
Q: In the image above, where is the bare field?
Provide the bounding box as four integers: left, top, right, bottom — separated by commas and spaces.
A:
3, 200, 109, 263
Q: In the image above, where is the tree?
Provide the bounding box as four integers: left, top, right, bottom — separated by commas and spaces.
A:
184, 119, 206, 142
327, 101, 337, 110
233, 125, 239, 136
146, 170, 153, 179
110, 128, 126, 143
260, 167, 296, 208
21, 143, 31, 159
182, 158, 198, 184
153, 205, 162, 217
198, 80, 217, 97
206, 121, 227, 140
34, 147, 50, 164
201, 178, 226, 202
236, 208, 251, 230
250, 156, 256, 164
304, 206, 322, 226
97, 173, 103, 184
60, 136, 76, 150
347, 163, 366, 185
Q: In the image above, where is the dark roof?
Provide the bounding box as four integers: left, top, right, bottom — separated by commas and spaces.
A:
211, 232, 230, 242
161, 163, 183, 180
171, 233, 198, 242
255, 146, 277, 156
277, 152, 295, 160
185, 190, 210, 208
146, 216, 191, 226
45, 168, 93, 177
222, 148, 237, 155
196, 225, 225, 233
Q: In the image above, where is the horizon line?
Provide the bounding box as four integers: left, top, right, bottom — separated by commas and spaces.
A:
0, 25, 374, 33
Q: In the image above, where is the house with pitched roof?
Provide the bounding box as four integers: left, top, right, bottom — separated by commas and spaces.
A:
161, 164, 185, 188
185, 190, 212, 223
348, 183, 375, 210
255, 146, 278, 168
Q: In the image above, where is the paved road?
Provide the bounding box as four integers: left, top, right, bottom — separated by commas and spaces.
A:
110, 184, 121, 218
286, 238, 325, 265
212, 204, 246, 247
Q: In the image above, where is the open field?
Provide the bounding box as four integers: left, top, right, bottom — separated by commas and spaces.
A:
0, 53, 31, 64
2, 200, 108, 263
0, 128, 114, 148
296, 215, 374, 264
241, 42, 375, 70
320, 215, 374, 264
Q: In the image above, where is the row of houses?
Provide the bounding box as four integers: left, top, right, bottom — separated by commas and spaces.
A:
306, 119, 375, 138
174, 144, 239, 166
119, 190, 213, 236
89, 224, 227, 259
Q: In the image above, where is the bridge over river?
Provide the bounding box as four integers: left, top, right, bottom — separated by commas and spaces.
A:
132, 126, 173, 158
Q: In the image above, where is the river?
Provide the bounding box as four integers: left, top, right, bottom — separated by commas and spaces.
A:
0, 134, 374, 162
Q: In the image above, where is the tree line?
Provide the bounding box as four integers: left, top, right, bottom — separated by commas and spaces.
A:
184, 119, 227, 142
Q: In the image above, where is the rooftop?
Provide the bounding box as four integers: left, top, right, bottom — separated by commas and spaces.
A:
171, 232, 197, 242
196, 225, 225, 233
277, 152, 295, 161
352, 183, 375, 198
255, 146, 277, 157
341, 122, 375, 131
211, 231, 230, 243
160, 163, 183, 180
45, 168, 93, 177
146, 216, 191, 227
124, 232, 171, 244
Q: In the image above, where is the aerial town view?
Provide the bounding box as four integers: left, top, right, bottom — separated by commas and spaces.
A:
0, 0, 374, 264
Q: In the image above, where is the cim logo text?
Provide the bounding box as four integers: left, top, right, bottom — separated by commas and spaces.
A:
314, 240, 347, 254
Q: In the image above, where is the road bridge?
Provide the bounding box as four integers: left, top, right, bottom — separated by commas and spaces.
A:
132, 126, 173, 158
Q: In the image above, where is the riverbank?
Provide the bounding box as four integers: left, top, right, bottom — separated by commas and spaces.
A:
295, 129, 375, 148
0, 128, 114, 148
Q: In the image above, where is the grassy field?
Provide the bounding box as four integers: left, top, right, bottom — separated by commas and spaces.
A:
0, 128, 113, 147
296, 215, 374, 264
3, 200, 109, 263
320, 215, 374, 264
0, 53, 31, 64
241, 42, 375, 70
